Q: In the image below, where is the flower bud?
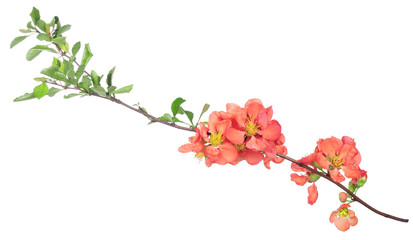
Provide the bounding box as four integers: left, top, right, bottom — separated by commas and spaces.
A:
357, 177, 367, 188
339, 192, 347, 202
348, 182, 356, 192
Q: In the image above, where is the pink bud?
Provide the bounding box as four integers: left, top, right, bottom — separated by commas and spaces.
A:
339, 192, 348, 203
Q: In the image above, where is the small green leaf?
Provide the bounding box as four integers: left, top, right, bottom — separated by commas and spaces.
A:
75, 65, 86, 80
91, 70, 99, 87
36, 33, 50, 41
184, 110, 194, 125
158, 113, 173, 122
72, 42, 81, 56
106, 66, 116, 87
36, 19, 46, 32
55, 24, 71, 36
52, 36, 66, 45
27, 21, 35, 30
171, 97, 186, 117
30, 7, 40, 25
90, 86, 107, 97
107, 86, 117, 94
81, 43, 93, 66
64, 93, 82, 99
112, 84, 133, 94
81, 75, 92, 91
59, 42, 69, 53
34, 77, 50, 82
26, 45, 58, 61
19, 29, 33, 33
48, 87, 62, 97
33, 82, 49, 99
309, 173, 321, 182
10, 36, 29, 49
14, 92, 35, 102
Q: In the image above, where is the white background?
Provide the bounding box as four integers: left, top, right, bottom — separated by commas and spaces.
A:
1, 0, 412, 239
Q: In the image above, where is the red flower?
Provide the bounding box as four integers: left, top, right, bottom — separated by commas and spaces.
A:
329, 204, 358, 231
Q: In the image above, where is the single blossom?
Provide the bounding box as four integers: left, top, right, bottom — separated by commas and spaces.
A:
315, 136, 363, 182
329, 204, 358, 231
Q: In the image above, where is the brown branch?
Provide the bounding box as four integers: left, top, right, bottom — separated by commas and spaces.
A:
276, 152, 409, 223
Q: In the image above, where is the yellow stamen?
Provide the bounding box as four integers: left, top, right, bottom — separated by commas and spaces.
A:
210, 132, 225, 147
195, 152, 205, 160
338, 208, 349, 218
245, 118, 260, 136
235, 144, 246, 151
331, 155, 345, 168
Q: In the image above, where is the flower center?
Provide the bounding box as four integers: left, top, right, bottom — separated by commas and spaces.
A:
245, 118, 260, 136
235, 144, 246, 151
338, 208, 349, 218
331, 155, 344, 168
210, 132, 225, 147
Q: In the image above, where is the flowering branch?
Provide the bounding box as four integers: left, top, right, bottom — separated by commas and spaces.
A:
10, 7, 409, 232
275, 152, 409, 223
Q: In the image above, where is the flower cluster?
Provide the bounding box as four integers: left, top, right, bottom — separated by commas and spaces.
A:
290, 136, 367, 231
179, 99, 287, 168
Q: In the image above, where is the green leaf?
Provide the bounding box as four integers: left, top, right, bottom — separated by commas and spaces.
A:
112, 84, 133, 94
14, 92, 35, 102
33, 82, 49, 99
81, 75, 92, 91
59, 42, 70, 53
10, 36, 29, 49
26, 45, 58, 61
55, 24, 71, 36
19, 29, 33, 33
158, 113, 173, 122
64, 93, 82, 99
171, 97, 186, 117
52, 36, 66, 45
107, 86, 117, 94
36, 33, 50, 41
106, 66, 116, 87
90, 86, 107, 97
75, 65, 86, 80
72, 42, 81, 56
27, 21, 35, 30
48, 87, 62, 97
36, 19, 46, 32
184, 110, 194, 125
30, 7, 40, 25
81, 43, 93, 66
34, 77, 50, 82
91, 70, 99, 87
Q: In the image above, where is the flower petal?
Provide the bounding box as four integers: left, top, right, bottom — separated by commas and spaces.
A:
330, 168, 346, 183
348, 216, 358, 226
319, 136, 343, 157
334, 217, 350, 232
225, 127, 246, 145
316, 153, 331, 170
244, 150, 264, 165
219, 142, 238, 163
260, 121, 281, 141
307, 183, 318, 205
246, 136, 268, 151
290, 173, 309, 186
342, 165, 362, 179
